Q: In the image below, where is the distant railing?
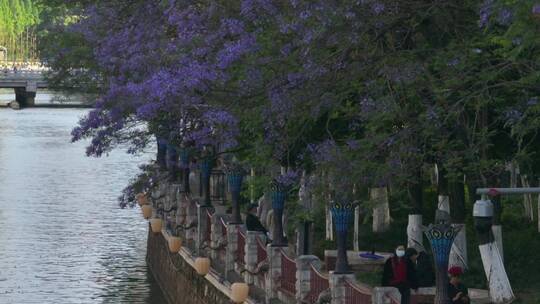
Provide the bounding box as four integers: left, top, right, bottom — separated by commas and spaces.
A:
236, 229, 246, 265
256, 235, 267, 288
205, 209, 213, 243
305, 264, 329, 303
280, 250, 297, 296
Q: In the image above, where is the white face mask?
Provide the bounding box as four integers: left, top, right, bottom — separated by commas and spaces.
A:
396, 249, 405, 257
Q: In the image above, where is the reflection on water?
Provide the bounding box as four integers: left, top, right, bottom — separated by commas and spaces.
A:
0, 108, 166, 303
0, 88, 88, 105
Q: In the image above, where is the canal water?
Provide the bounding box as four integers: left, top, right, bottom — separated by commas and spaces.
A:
0, 90, 166, 303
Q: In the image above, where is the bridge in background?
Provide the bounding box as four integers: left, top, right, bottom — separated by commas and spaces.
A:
0, 69, 48, 107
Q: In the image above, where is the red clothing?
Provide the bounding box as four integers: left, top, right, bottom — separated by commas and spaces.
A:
391, 257, 408, 285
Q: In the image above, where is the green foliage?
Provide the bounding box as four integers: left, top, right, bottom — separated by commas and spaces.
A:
0, 0, 40, 61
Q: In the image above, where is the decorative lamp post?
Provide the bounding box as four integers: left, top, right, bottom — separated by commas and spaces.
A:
270, 179, 288, 246
424, 210, 460, 304
136, 193, 149, 206
166, 143, 179, 181
231, 282, 250, 303
168, 236, 182, 253
194, 257, 211, 276
141, 204, 153, 219
331, 201, 356, 274
178, 146, 191, 193
226, 165, 245, 224
199, 146, 215, 207
150, 218, 163, 233
156, 137, 167, 169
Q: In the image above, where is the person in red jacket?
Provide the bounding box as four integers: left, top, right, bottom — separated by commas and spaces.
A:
448, 266, 470, 304
382, 245, 418, 304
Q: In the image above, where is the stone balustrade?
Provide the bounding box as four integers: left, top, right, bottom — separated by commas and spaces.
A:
144, 173, 489, 304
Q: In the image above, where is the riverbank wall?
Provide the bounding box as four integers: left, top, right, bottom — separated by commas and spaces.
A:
146, 227, 232, 304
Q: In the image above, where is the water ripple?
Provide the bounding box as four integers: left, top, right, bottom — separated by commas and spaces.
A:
0, 108, 165, 304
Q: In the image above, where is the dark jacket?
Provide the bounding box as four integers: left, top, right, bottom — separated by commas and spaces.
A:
449, 282, 469, 304
382, 256, 418, 289
246, 213, 267, 233
416, 251, 435, 287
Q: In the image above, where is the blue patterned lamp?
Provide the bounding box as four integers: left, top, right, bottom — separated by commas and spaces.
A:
227, 167, 245, 224
270, 180, 288, 246
177, 147, 191, 193
166, 143, 179, 182
156, 137, 168, 169
331, 201, 356, 273
424, 210, 461, 304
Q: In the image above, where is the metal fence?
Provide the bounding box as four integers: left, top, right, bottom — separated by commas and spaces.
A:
280, 250, 297, 296
305, 264, 329, 303
236, 229, 246, 265
344, 280, 372, 304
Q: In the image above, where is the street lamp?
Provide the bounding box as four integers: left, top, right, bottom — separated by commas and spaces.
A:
230, 282, 249, 303
330, 201, 356, 274
226, 165, 245, 224
424, 210, 460, 304
156, 137, 167, 169
194, 257, 211, 276
166, 143, 179, 181
150, 218, 163, 233
178, 146, 191, 193
168, 236, 182, 253
141, 204, 153, 219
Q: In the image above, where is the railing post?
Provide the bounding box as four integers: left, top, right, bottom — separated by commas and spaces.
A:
265, 245, 284, 303
184, 197, 198, 243
245, 231, 264, 284
295, 255, 320, 302
226, 223, 241, 275
329, 272, 355, 304
196, 204, 212, 255
372, 287, 401, 304
210, 213, 224, 261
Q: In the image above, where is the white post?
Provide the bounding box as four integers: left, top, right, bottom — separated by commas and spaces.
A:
478, 242, 515, 304
491, 225, 504, 262
326, 204, 333, 241
407, 214, 423, 251
371, 187, 391, 233
437, 195, 450, 214
354, 206, 360, 252
449, 224, 468, 269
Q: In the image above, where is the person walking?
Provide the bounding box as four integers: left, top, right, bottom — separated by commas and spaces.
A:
382, 245, 418, 304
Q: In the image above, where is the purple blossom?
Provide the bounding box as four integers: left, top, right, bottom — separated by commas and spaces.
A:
527, 97, 538, 106
479, 0, 494, 28
275, 170, 299, 188
497, 8, 513, 26
372, 3, 385, 15
532, 4, 540, 15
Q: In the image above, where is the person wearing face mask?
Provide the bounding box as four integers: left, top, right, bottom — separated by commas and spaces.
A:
382, 245, 418, 304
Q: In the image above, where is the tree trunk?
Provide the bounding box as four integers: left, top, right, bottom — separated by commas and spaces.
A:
520, 175, 534, 222
437, 165, 450, 213
449, 178, 468, 269
407, 168, 424, 249
371, 187, 391, 233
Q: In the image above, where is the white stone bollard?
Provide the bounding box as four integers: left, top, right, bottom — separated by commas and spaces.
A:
295, 255, 320, 302
265, 245, 285, 303
245, 231, 264, 284
329, 272, 355, 304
